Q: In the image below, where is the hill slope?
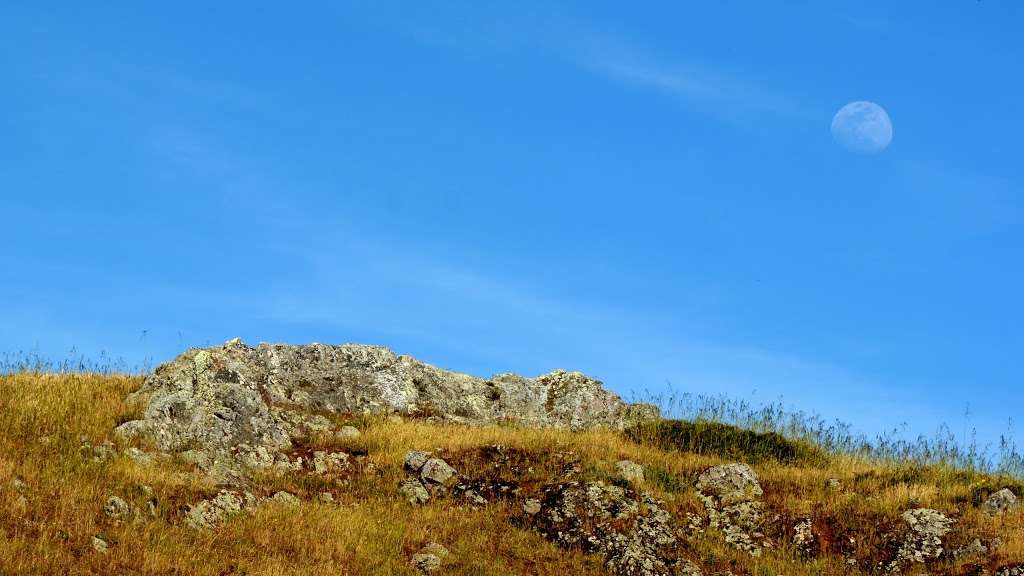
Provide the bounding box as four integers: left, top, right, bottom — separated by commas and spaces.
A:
1, 346, 1022, 575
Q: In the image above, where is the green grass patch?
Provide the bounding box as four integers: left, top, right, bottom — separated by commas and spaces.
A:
625, 419, 824, 465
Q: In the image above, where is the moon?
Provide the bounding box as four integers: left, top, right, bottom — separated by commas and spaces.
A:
831, 101, 893, 154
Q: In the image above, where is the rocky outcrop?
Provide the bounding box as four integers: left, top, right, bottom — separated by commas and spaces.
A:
530, 481, 697, 576
116, 340, 658, 483
886, 508, 955, 573
695, 464, 771, 556
983, 488, 1019, 515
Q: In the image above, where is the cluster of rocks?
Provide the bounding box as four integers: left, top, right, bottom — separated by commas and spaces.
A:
399, 451, 460, 505
529, 480, 695, 576
184, 489, 299, 529
114, 340, 658, 483
694, 463, 773, 557
409, 542, 450, 574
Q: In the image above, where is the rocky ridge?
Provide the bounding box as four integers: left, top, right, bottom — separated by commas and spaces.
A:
115, 339, 658, 483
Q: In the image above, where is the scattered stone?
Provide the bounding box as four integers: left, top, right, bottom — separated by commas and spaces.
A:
410, 553, 442, 573
317, 492, 335, 504
676, 560, 704, 576
420, 458, 457, 485
335, 425, 361, 440
116, 341, 658, 483
695, 464, 763, 506
825, 478, 843, 492
311, 451, 350, 474
420, 542, 449, 559
463, 489, 487, 506
982, 488, 1019, 515
793, 519, 816, 557
400, 478, 430, 505
271, 491, 301, 506
124, 447, 154, 465
103, 496, 132, 522
12, 478, 28, 493
185, 490, 258, 529
997, 566, 1024, 576
953, 538, 989, 560
522, 498, 542, 516
81, 439, 116, 462
887, 508, 954, 573
531, 481, 682, 576
405, 450, 431, 473
91, 535, 110, 554
695, 464, 769, 556
615, 460, 645, 483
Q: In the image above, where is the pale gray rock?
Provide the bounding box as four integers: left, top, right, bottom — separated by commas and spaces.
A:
185, 490, 258, 529
531, 481, 683, 576
92, 535, 110, 554
695, 464, 769, 556
335, 425, 361, 440
116, 340, 657, 483
695, 464, 763, 506
982, 488, 1018, 515
616, 460, 645, 483
271, 491, 301, 506
400, 478, 430, 505
793, 519, 815, 557
953, 538, 988, 560
997, 566, 1024, 576
522, 498, 542, 515
420, 542, 449, 559
311, 451, 350, 475
405, 450, 431, 472
887, 508, 955, 573
825, 478, 843, 492
103, 496, 132, 522
410, 553, 442, 573
675, 560, 703, 576
421, 458, 457, 485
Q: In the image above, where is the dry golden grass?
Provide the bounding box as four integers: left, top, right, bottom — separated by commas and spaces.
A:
1, 373, 1021, 575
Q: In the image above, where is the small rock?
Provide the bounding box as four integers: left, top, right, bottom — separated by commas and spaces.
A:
522, 498, 542, 515
675, 559, 704, 576
185, 490, 258, 529
92, 535, 110, 554
271, 491, 301, 506
463, 489, 487, 506
420, 542, 449, 559
405, 450, 430, 472
420, 458, 457, 485
953, 538, 989, 560
103, 496, 132, 521
124, 447, 154, 465
793, 519, 816, 557
400, 478, 430, 505
317, 492, 335, 504
615, 460, 644, 483
825, 478, 843, 492
695, 463, 763, 505
410, 553, 441, 573
982, 488, 1018, 515
311, 451, 350, 474
887, 508, 954, 572
12, 478, 28, 493
335, 425, 361, 440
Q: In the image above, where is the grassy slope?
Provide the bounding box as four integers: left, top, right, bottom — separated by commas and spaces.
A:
1, 373, 1021, 576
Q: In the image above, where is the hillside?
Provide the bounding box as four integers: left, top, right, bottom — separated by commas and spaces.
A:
1, 341, 1021, 576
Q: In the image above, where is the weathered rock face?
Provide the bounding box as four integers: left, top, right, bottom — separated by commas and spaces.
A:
886, 508, 955, 573
116, 340, 658, 483
530, 481, 696, 576
695, 464, 771, 556
983, 488, 1019, 515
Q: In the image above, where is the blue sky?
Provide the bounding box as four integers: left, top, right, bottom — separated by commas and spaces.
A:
2, 2, 1021, 448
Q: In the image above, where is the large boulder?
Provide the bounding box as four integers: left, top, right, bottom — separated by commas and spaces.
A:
116, 340, 658, 483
